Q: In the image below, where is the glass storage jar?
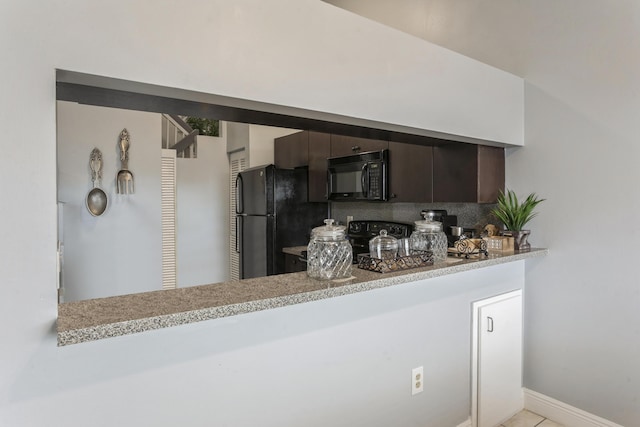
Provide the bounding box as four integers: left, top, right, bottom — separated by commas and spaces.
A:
369, 229, 399, 260
307, 219, 353, 280
409, 219, 448, 263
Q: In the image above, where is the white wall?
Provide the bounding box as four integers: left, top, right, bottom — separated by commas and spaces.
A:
248, 125, 299, 168
324, 1, 640, 425
57, 103, 230, 300
0, 1, 524, 426
509, 6, 640, 425
57, 101, 162, 301
226, 121, 250, 154
226, 123, 299, 168
177, 135, 230, 286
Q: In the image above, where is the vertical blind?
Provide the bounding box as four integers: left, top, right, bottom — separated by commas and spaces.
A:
229, 151, 246, 281
161, 149, 177, 290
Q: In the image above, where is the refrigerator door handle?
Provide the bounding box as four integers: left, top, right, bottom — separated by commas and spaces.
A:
236, 216, 242, 254
236, 174, 244, 214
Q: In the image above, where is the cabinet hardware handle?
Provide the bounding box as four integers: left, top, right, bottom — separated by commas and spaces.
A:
361, 163, 368, 198
487, 316, 494, 333
351, 145, 361, 152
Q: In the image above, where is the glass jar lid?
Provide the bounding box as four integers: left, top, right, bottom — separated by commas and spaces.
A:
369, 229, 399, 250
311, 219, 346, 239
414, 219, 443, 232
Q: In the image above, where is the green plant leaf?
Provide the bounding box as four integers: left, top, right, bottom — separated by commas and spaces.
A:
185, 116, 220, 137
491, 189, 545, 231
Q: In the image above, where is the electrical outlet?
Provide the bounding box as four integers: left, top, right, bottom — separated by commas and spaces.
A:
412, 366, 424, 395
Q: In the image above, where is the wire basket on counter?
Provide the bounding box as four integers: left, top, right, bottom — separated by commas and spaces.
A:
357, 251, 434, 273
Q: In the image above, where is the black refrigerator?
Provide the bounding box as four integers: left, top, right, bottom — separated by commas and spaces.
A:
236, 165, 328, 279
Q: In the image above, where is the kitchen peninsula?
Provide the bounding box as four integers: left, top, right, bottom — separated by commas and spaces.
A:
58, 249, 546, 346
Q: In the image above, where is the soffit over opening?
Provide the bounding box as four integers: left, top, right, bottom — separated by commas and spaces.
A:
56, 69, 508, 149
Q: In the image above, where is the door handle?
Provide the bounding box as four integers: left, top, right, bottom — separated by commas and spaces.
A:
361, 163, 369, 198
235, 174, 243, 214
487, 316, 494, 333
236, 216, 242, 253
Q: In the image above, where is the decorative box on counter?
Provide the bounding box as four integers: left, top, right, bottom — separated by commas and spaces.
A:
449, 238, 489, 258
483, 236, 515, 253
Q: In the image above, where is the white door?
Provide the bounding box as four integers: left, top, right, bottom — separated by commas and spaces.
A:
472, 290, 523, 427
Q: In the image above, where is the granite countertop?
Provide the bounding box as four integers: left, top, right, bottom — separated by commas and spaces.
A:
57, 249, 548, 346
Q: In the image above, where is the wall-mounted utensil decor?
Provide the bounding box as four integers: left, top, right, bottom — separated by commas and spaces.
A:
86, 148, 108, 216
116, 128, 134, 194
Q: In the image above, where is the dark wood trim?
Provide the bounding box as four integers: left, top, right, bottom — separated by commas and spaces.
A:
170, 130, 199, 152
167, 114, 193, 133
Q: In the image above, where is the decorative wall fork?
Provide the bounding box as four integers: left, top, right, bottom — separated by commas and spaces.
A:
116, 128, 134, 194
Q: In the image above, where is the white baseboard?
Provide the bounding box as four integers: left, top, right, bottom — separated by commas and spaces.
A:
455, 419, 471, 427
524, 388, 624, 427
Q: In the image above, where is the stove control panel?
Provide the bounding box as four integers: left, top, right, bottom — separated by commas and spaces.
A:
347, 220, 412, 239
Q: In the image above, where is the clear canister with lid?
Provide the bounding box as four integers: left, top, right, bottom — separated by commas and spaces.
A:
307, 219, 353, 280
369, 229, 398, 260
410, 217, 448, 263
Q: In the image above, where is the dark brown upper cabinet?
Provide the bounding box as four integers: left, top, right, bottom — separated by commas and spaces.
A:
274, 130, 330, 202
308, 132, 331, 202
274, 131, 309, 169
433, 143, 505, 203
276, 131, 504, 204
388, 141, 433, 203
330, 135, 388, 157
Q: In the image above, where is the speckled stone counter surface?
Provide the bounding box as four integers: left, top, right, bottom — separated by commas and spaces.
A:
57, 248, 547, 346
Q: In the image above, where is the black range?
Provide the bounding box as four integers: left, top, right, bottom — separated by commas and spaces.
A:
347, 220, 413, 262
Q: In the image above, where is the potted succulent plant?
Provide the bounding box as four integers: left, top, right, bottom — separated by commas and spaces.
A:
491, 189, 545, 251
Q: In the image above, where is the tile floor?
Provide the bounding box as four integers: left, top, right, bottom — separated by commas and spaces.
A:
500, 410, 564, 427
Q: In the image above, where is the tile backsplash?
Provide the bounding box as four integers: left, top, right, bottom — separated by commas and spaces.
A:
330, 202, 499, 234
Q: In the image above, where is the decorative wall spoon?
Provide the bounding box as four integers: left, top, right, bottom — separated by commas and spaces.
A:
86, 148, 108, 216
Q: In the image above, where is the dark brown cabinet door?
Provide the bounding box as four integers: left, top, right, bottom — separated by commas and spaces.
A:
274, 130, 330, 202
284, 253, 306, 273
330, 135, 388, 157
308, 131, 331, 202
388, 141, 433, 202
476, 145, 505, 203
433, 143, 504, 203
274, 131, 309, 169
433, 143, 477, 202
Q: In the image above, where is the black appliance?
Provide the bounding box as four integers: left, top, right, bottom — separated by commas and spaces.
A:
327, 150, 388, 201
235, 165, 327, 279
347, 220, 412, 262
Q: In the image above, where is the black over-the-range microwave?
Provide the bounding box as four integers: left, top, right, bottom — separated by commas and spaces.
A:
327, 149, 389, 201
